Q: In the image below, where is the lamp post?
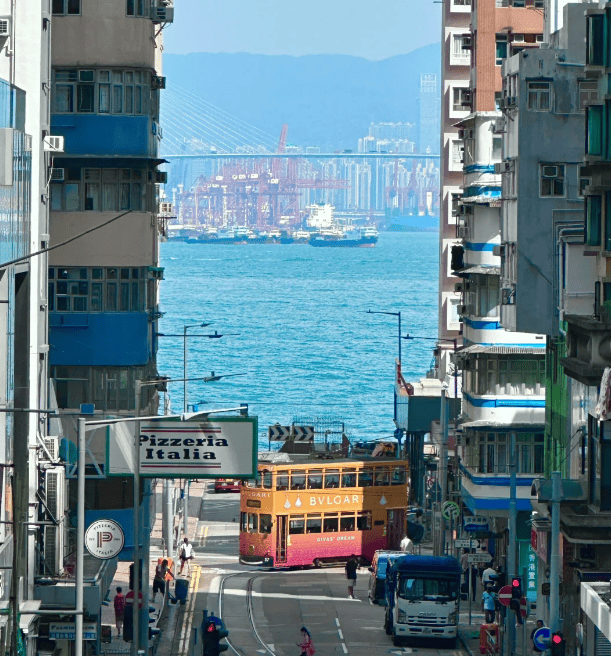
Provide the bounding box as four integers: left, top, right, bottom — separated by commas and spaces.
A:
402, 334, 459, 397
366, 310, 402, 363
183, 322, 211, 413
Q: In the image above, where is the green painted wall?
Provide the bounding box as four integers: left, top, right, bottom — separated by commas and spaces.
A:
545, 334, 570, 477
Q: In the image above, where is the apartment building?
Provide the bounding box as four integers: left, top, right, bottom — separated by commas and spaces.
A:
36, 1, 172, 652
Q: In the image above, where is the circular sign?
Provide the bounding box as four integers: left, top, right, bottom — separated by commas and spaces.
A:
533, 628, 551, 650
85, 519, 125, 559
498, 585, 513, 607
442, 501, 460, 520
520, 597, 530, 618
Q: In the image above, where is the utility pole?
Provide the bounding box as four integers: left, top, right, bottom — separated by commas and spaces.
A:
505, 432, 517, 656
437, 387, 448, 556
132, 381, 142, 656
549, 471, 561, 632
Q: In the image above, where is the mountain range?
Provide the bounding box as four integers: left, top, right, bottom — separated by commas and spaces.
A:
163, 44, 441, 152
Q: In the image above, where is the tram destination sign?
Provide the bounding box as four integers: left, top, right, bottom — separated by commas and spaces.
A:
108, 416, 258, 479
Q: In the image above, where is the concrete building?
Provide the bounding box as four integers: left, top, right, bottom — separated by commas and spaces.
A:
419, 74, 440, 155
40, 2, 173, 652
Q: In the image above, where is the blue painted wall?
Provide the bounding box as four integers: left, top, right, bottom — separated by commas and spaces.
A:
49, 313, 152, 365
51, 114, 158, 158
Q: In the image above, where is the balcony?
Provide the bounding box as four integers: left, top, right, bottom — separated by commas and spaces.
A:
561, 314, 611, 386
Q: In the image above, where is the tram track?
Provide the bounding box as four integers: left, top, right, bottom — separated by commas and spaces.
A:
218, 571, 276, 656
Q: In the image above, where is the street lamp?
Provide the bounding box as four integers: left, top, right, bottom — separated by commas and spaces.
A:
402, 334, 459, 398
184, 322, 210, 413
366, 309, 402, 363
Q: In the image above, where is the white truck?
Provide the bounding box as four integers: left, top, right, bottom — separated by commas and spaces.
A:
384, 555, 462, 648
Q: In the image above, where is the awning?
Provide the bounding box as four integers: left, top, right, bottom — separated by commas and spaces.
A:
459, 420, 546, 430
457, 265, 500, 276
456, 344, 546, 356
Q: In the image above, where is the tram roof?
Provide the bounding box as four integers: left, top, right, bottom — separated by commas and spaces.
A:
256, 454, 408, 468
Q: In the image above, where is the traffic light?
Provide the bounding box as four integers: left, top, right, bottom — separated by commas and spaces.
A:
203, 619, 229, 656
129, 559, 143, 591
551, 632, 566, 656
509, 577, 523, 625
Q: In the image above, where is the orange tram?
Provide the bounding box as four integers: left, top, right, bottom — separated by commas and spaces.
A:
239, 455, 409, 568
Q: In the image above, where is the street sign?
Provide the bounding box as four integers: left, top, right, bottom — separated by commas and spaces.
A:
520, 597, 530, 618
455, 538, 481, 549
85, 519, 124, 559
468, 553, 492, 564
442, 501, 460, 520
498, 585, 513, 607
268, 425, 314, 441
50, 622, 97, 640
533, 627, 552, 650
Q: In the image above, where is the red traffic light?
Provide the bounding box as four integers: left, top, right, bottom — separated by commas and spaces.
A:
206, 623, 217, 633
552, 635, 563, 644
512, 578, 520, 587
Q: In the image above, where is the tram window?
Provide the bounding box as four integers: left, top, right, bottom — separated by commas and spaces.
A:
240, 512, 248, 532
358, 469, 373, 487
391, 466, 406, 485
340, 512, 356, 532
262, 470, 272, 489
324, 469, 340, 489
323, 514, 339, 532
248, 513, 258, 533
307, 469, 323, 490
276, 472, 289, 490
342, 469, 357, 488
306, 514, 322, 533
374, 468, 390, 486
289, 515, 305, 535
290, 470, 306, 490
260, 514, 272, 534
357, 511, 372, 531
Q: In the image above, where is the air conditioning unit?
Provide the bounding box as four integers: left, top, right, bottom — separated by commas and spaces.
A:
459, 204, 473, 216
160, 201, 173, 214
493, 244, 505, 257
44, 467, 66, 576
457, 128, 466, 140
455, 282, 465, 293
152, 6, 174, 22
78, 70, 94, 82
460, 90, 473, 107
498, 97, 507, 109
506, 96, 517, 107
462, 34, 473, 50
494, 162, 505, 174
43, 135, 64, 153
536, 34, 544, 43
493, 117, 506, 133
501, 287, 515, 305
148, 266, 165, 280
458, 225, 470, 239
50, 168, 65, 182
155, 171, 168, 184
0, 17, 11, 39
542, 165, 559, 178
43, 436, 60, 461
513, 34, 525, 43
458, 304, 470, 316
151, 75, 166, 90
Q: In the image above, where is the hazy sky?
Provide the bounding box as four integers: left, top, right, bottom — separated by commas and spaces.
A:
164, 0, 441, 60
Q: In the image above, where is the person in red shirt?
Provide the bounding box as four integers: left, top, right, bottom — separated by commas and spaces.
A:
113, 587, 125, 637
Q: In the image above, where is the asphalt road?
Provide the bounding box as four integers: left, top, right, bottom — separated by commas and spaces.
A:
186, 485, 470, 656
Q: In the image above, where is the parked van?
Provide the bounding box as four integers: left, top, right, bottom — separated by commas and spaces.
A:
368, 550, 403, 605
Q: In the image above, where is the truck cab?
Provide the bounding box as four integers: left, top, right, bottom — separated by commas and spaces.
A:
384, 555, 461, 647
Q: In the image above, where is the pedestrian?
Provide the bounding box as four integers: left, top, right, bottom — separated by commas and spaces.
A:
531, 620, 545, 655
482, 588, 496, 624
468, 564, 478, 601
297, 626, 315, 656
482, 562, 497, 588
178, 537, 194, 575
153, 559, 174, 601
113, 587, 125, 637
461, 548, 470, 573
400, 534, 414, 554
345, 554, 359, 599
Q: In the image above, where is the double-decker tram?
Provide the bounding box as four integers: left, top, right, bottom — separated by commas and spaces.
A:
239, 455, 408, 568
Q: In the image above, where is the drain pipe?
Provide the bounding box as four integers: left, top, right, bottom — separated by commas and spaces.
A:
75, 418, 85, 655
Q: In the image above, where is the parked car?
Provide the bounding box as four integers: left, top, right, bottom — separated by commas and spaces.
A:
214, 478, 241, 493
368, 550, 403, 605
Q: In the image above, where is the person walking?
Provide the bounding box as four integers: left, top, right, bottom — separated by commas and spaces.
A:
531, 620, 545, 655
178, 537, 194, 575
297, 626, 315, 656
345, 555, 359, 599
400, 534, 414, 554
113, 587, 125, 637
482, 588, 496, 624
153, 559, 174, 601
482, 563, 497, 588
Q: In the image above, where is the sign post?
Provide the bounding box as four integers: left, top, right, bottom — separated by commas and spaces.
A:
533, 627, 552, 651
498, 585, 513, 607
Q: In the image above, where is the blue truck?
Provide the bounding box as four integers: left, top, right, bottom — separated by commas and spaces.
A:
384, 555, 462, 648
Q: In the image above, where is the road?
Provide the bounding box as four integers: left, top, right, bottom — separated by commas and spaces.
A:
159, 483, 472, 656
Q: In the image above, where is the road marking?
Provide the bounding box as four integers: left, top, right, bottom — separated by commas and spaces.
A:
204, 525, 209, 546
335, 618, 340, 627
209, 575, 222, 596
222, 589, 361, 602
341, 643, 348, 654
177, 565, 201, 655
338, 629, 344, 640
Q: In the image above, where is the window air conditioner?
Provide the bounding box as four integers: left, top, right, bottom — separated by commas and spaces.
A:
494, 162, 506, 174
460, 90, 473, 107
43, 135, 64, 152
462, 34, 473, 50
536, 34, 543, 43
458, 225, 470, 239
148, 266, 165, 280
151, 75, 166, 90
501, 287, 515, 305
493, 117, 506, 133
44, 467, 66, 576
493, 244, 505, 257
43, 436, 60, 461
155, 171, 168, 184
457, 128, 466, 140
455, 282, 465, 293
152, 6, 174, 22
50, 168, 65, 182
542, 165, 559, 178
458, 304, 470, 316
513, 34, 525, 43
0, 17, 11, 38
507, 96, 517, 107
459, 204, 473, 216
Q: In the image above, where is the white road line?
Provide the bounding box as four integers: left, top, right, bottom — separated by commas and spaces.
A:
338, 629, 344, 640
222, 589, 361, 602
335, 618, 340, 627
341, 643, 348, 654
209, 575, 222, 596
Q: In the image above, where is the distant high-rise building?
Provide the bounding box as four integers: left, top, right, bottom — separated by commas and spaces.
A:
419, 74, 440, 155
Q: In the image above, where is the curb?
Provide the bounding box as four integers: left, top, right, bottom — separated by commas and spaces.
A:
459, 628, 479, 656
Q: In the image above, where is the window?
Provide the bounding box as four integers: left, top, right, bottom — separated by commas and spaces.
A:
290, 470, 305, 490
579, 81, 598, 111
324, 469, 340, 489
240, 512, 247, 532
464, 431, 545, 474
306, 515, 322, 534
496, 35, 508, 66
323, 514, 339, 532
52, 0, 80, 15
358, 469, 373, 487
452, 87, 470, 112
451, 33, 470, 65
391, 466, 406, 485
289, 516, 305, 535
587, 14, 605, 67
476, 275, 500, 318
276, 473, 289, 490
340, 512, 356, 532
587, 105, 603, 156
398, 577, 459, 601
527, 82, 551, 111
53, 68, 150, 116
540, 164, 565, 197
126, 0, 148, 17
260, 515, 272, 534
374, 468, 390, 486
466, 356, 545, 396
341, 469, 357, 488
306, 469, 323, 489
452, 141, 464, 166
492, 137, 502, 161
49, 267, 147, 313
356, 511, 372, 531
580, 176, 592, 197
262, 470, 272, 489
586, 195, 602, 247
248, 513, 258, 533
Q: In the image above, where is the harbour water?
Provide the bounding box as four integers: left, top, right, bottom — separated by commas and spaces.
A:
158, 231, 439, 446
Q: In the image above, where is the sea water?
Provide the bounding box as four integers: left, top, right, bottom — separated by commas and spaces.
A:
158, 231, 439, 446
